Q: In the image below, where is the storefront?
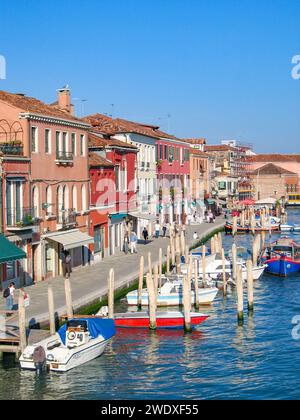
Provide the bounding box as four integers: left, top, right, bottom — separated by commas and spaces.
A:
108, 213, 127, 256
41, 229, 94, 278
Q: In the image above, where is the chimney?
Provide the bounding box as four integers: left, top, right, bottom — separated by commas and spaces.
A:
57, 85, 74, 115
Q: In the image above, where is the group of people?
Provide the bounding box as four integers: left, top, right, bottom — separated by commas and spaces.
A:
204, 210, 216, 224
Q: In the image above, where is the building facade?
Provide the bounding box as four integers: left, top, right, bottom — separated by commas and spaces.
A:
0, 89, 93, 283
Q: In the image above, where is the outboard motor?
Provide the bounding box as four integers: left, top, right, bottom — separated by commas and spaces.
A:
33, 346, 46, 375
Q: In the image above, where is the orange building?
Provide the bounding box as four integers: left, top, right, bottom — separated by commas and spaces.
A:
0, 88, 93, 282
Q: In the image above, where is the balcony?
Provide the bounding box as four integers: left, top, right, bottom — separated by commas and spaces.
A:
6, 207, 39, 230
0, 142, 23, 156
57, 209, 77, 228
55, 151, 74, 165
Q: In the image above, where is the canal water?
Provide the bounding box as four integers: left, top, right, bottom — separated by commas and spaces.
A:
1, 209, 300, 400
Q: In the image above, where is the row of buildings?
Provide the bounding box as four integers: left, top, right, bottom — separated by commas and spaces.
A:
0, 87, 298, 289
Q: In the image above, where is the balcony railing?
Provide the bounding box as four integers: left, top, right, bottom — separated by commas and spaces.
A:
56, 151, 73, 163
6, 207, 38, 228
57, 208, 77, 227
0, 142, 23, 156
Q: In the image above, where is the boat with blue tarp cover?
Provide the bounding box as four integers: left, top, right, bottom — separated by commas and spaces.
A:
19, 318, 116, 372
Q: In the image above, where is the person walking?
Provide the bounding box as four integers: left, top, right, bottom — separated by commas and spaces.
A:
155, 221, 161, 239
142, 227, 149, 244
123, 233, 129, 254
3, 282, 15, 315
130, 231, 138, 254
162, 223, 167, 238
65, 251, 72, 278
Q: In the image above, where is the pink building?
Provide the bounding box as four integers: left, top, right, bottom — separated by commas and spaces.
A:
0, 88, 93, 283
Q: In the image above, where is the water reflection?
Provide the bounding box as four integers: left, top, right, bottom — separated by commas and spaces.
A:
1, 209, 300, 399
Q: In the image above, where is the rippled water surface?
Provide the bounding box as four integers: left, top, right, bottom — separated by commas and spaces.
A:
1, 209, 300, 400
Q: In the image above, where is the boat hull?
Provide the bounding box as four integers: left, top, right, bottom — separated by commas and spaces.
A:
20, 336, 112, 372
126, 288, 219, 306
265, 258, 300, 277
114, 312, 208, 329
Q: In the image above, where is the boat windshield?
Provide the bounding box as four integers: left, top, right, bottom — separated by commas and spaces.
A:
273, 246, 293, 253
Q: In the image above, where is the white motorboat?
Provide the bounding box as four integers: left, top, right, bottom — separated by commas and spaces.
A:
19, 318, 115, 372
204, 259, 267, 281
280, 224, 294, 232
126, 279, 219, 306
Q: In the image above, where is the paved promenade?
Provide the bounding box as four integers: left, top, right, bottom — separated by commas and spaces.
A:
1, 219, 224, 328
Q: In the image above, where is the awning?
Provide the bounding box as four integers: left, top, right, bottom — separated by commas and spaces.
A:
109, 213, 127, 223
45, 229, 94, 250
128, 212, 156, 221
0, 234, 26, 264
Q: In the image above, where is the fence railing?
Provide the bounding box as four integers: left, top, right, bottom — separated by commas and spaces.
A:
6, 207, 38, 227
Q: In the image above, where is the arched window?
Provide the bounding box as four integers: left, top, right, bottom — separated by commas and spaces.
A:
57, 185, 63, 223
63, 185, 69, 211
32, 186, 39, 218
46, 186, 52, 215
81, 184, 87, 212
72, 185, 77, 212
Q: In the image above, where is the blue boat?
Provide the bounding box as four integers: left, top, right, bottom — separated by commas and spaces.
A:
262, 238, 300, 277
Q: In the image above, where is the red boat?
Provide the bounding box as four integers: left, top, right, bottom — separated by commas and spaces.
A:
112, 311, 209, 329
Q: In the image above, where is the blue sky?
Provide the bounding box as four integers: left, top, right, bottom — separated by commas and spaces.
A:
0, 0, 300, 152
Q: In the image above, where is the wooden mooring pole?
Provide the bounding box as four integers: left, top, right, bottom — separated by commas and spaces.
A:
194, 258, 199, 310
236, 265, 244, 324
48, 285, 56, 335
221, 248, 227, 297
18, 293, 27, 353
183, 275, 192, 332
64, 277, 73, 319
138, 256, 144, 309
146, 273, 156, 330
202, 245, 207, 287
247, 259, 254, 313
108, 268, 114, 319
166, 245, 171, 275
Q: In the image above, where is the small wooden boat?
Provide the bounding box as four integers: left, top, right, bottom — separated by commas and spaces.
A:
20, 318, 115, 372
97, 309, 208, 329
262, 238, 300, 277
126, 279, 219, 306
225, 222, 280, 234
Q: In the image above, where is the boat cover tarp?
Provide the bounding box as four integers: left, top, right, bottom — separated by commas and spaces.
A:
58, 318, 116, 345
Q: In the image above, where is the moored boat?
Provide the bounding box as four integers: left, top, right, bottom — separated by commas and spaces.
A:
126, 279, 219, 306
97, 310, 208, 329
262, 238, 300, 277
19, 318, 115, 372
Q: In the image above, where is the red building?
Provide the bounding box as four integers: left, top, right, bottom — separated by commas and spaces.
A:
88, 133, 137, 260
156, 137, 191, 224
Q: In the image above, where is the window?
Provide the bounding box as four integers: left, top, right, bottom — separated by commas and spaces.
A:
80, 134, 85, 156
164, 145, 168, 160
62, 132, 67, 153
218, 182, 226, 191
71, 133, 76, 156
46, 186, 52, 215
56, 131, 60, 155
115, 166, 120, 191
81, 184, 87, 212
6, 261, 16, 281
6, 179, 24, 226
72, 185, 78, 212
159, 144, 163, 160
45, 129, 51, 153
31, 127, 38, 153
94, 225, 101, 254
57, 185, 63, 223
32, 186, 39, 218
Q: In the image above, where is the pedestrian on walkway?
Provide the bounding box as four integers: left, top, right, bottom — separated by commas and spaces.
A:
142, 227, 149, 244
130, 231, 138, 254
61, 250, 72, 278
123, 233, 129, 254
162, 223, 167, 238
3, 282, 15, 314
155, 221, 161, 239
